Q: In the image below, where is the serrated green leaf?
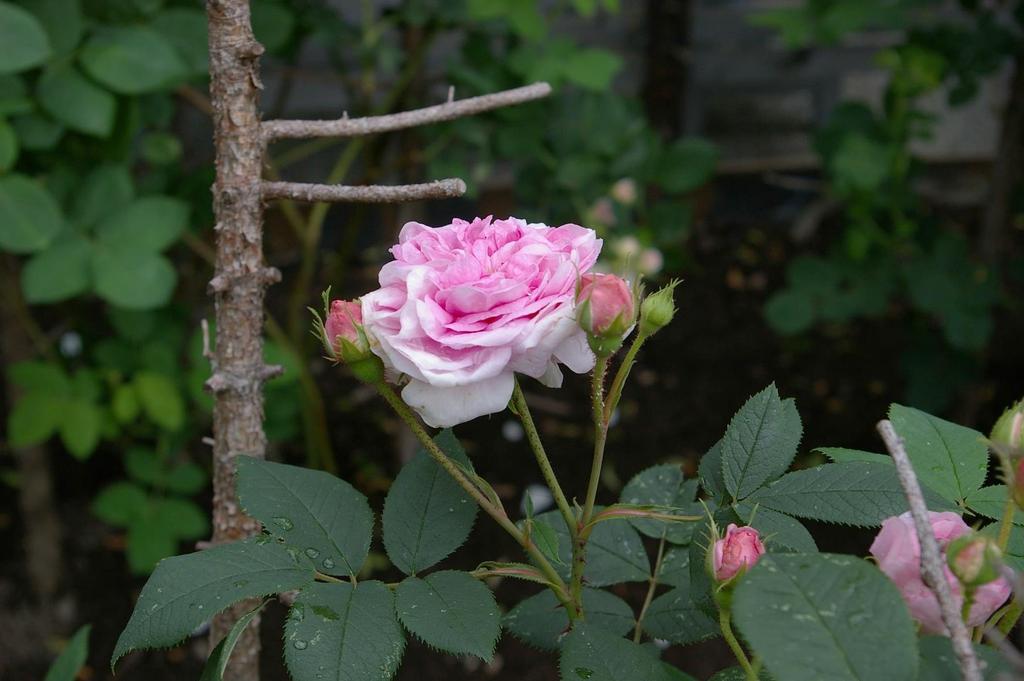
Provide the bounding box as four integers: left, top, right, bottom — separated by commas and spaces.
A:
395, 570, 500, 660
8, 391, 62, 446
503, 588, 634, 650
658, 546, 690, 589
966, 485, 1021, 524
95, 196, 189, 252
699, 439, 726, 499
708, 668, 771, 681
133, 371, 184, 430
37, 64, 116, 137
733, 503, 817, 553
22, 232, 92, 303
916, 635, 1010, 681
733, 553, 918, 681
817, 447, 893, 466
620, 464, 699, 543
59, 399, 101, 459
0, 2, 51, 74
44, 624, 90, 681
560, 623, 674, 681
641, 586, 718, 645
93, 482, 148, 526
535, 510, 650, 586
0, 174, 64, 254
722, 385, 803, 500
80, 27, 187, 94
382, 430, 477, 575
284, 581, 404, 681
530, 520, 564, 566
236, 457, 373, 577
889, 404, 988, 503
112, 539, 316, 667
200, 601, 265, 681
745, 462, 949, 527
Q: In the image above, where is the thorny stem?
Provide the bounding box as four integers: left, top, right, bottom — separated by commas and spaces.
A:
604, 332, 646, 423
512, 382, 577, 539
374, 381, 574, 613
720, 607, 758, 681
634, 535, 667, 643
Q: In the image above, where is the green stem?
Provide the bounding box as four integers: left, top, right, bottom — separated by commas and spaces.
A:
603, 333, 646, 423
512, 381, 577, 539
720, 607, 757, 681
997, 487, 1016, 553
633, 535, 666, 643
374, 381, 574, 613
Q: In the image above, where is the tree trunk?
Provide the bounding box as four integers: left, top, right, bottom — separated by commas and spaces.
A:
981, 51, 1024, 262
205, 1, 277, 678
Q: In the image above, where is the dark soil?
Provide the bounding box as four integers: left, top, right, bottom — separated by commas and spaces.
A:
2, 173, 1022, 681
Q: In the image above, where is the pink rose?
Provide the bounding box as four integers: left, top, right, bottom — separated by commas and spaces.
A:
713, 524, 765, 581
870, 511, 1012, 634
324, 300, 363, 357
578, 274, 634, 336
361, 216, 601, 427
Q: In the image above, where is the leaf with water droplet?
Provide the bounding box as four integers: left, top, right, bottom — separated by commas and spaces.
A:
395, 570, 500, 660
559, 623, 673, 681
199, 601, 265, 681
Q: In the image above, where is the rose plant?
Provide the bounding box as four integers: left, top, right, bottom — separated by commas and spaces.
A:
112, 217, 1023, 681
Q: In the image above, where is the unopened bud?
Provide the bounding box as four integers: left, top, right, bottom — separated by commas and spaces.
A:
639, 280, 680, 337
610, 178, 638, 206
713, 524, 765, 583
577, 274, 636, 356
321, 299, 384, 383
947, 534, 1002, 588
992, 399, 1024, 452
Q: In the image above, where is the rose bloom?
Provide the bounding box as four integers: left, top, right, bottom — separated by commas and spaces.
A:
713, 524, 765, 581
870, 511, 1011, 634
361, 216, 601, 427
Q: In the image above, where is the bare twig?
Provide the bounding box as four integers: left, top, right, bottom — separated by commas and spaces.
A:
262, 178, 466, 203
877, 419, 983, 681
262, 82, 551, 140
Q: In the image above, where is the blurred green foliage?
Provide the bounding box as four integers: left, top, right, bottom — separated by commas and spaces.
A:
758, 0, 1022, 411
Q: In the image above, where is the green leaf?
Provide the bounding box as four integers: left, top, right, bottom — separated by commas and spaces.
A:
966, 485, 1021, 524
95, 196, 189, 252
12, 113, 62, 150
80, 27, 187, 94
733, 503, 817, 552
93, 481, 148, 526
37, 64, 116, 137
200, 601, 265, 681
24, 0, 83, 56
152, 8, 208, 75
562, 48, 623, 90
166, 462, 207, 495
721, 385, 803, 500
0, 117, 16, 171
92, 245, 177, 309
620, 464, 699, 542
641, 586, 718, 645
133, 371, 184, 430
658, 546, 690, 589
530, 520, 564, 566
889, 404, 988, 503
44, 624, 90, 681
125, 517, 178, 574
382, 430, 477, 575
8, 391, 62, 446
764, 288, 815, 335
395, 570, 500, 660
560, 623, 674, 681
112, 384, 140, 424
59, 399, 102, 459
236, 457, 373, 577
7, 360, 69, 394
916, 635, 1010, 681
733, 553, 918, 681
535, 510, 650, 586
72, 164, 133, 228
283, 581, 405, 681
141, 132, 182, 165
504, 588, 634, 650
112, 539, 316, 667
698, 439, 726, 499
153, 498, 208, 539
708, 668, 770, 681
817, 447, 893, 466
0, 2, 51, 74
251, 0, 295, 53
657, 137, 719, 194
22, 232, 92, 303
746, 462, 948, 527
0, 174, 64, 253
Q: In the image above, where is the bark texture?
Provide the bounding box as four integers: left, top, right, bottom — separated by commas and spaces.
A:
205, 1, 276, 678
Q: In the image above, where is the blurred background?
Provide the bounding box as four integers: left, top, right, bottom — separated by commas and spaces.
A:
1, 0, 1022, 679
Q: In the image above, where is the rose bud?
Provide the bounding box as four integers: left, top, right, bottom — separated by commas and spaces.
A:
610, 178, 638, 206
321, 299, 383, 383
871, 511, 1011, 634
713, 524, 765, 582
577, 274, 635, 356
947, 534, 1002, 589
639, 280, 680, 337
1014, 458, 1024, 512
990, 399, 1023, 509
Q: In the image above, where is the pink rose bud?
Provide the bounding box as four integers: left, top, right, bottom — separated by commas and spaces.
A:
713, 524, 765, 582
577, 274, 635, 356
324, 300, 363, 354
871, 511, 1012, 635
947, 534, 1002, 588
